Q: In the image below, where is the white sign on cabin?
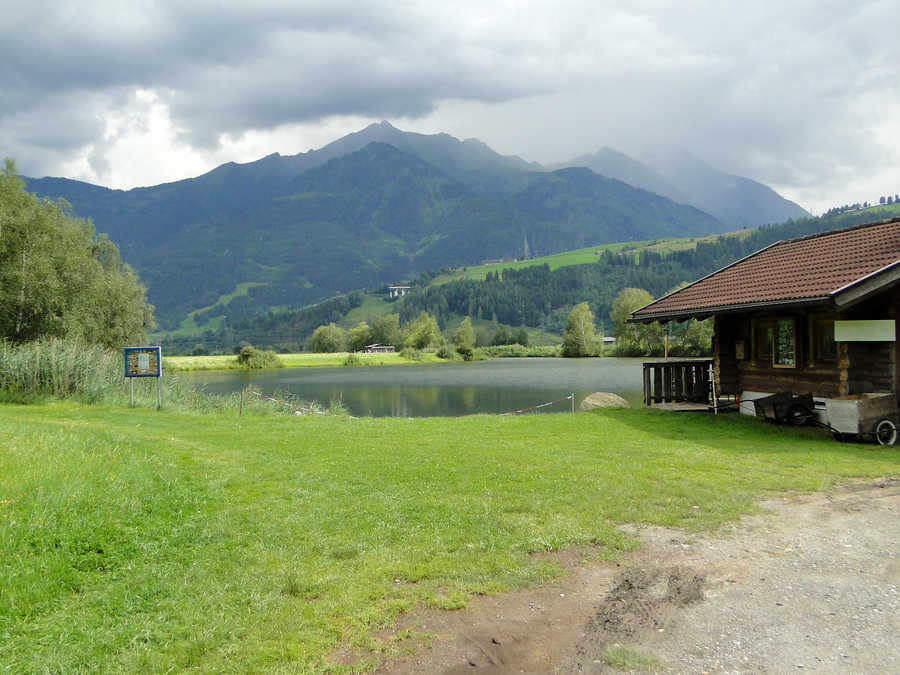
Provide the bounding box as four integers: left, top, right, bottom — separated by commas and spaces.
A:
834, 320, 896, 342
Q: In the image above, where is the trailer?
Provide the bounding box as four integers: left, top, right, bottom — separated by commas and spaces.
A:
825, 393, 898, 446
752, 391, 815, 426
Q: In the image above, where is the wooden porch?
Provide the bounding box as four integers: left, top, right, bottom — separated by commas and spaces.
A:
642, 359, 714, 407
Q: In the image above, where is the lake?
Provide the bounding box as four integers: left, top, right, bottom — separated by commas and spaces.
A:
179, 357, 646, 417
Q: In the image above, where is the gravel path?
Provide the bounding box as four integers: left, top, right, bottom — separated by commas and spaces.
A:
355, 479, 899, 674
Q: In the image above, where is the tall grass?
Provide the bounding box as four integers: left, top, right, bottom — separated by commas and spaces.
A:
0, 337, 121, 402
0, 338, 324, 415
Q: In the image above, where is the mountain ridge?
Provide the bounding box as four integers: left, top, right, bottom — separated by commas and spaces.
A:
22, 123, 802, 328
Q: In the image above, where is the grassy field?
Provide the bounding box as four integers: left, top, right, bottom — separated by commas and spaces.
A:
1, 402, 897, 672
165, 351, 444, 372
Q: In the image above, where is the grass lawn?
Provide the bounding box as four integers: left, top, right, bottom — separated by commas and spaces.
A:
1, 404, 897, 672
165, 351, 443, 372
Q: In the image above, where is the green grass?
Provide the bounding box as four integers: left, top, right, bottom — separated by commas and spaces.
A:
603, 645, 660, 670
157, 282, 269, 338
165, 351, 443, 372
339, 295, 396, 328
429, 230, 752, 285
1, 403, 897, 672
826, 200, 900, 226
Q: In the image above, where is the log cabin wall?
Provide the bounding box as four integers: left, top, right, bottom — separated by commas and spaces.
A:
716, 311, 843, 397
841, 286, 899, 397
712, 284, 900, 398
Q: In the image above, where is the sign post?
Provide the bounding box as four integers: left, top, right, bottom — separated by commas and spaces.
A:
123, 346, 163, 409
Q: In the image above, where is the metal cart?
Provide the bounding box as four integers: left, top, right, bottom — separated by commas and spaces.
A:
825, 393, 898, 445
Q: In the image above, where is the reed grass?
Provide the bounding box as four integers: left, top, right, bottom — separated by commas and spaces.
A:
0, 338, 326, 415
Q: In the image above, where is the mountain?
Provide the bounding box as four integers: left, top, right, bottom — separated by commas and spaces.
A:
556, 146, 809, 227
24, 126, 728, 329
552, 147, 692, 206
639, 147, 810, 227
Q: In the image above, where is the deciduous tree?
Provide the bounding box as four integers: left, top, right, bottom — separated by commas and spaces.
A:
403, 311, 441, 349
0, 158, 154, 346
611, 287, 664, 356
347, 322, 372, 352
309, 323, 346, 352
562, 302, 597, 357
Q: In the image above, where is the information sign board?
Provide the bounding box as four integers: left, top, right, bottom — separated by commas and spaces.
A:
124, 346, 162, 377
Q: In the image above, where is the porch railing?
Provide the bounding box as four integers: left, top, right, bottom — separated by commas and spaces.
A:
642, 359, 713, 406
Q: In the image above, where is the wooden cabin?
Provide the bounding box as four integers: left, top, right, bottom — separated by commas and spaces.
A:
629, 217, 900, 408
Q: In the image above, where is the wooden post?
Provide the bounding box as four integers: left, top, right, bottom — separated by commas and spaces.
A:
643, 364, 652, 406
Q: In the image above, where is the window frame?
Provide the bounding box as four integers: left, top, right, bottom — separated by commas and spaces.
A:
773, 318, 797, 368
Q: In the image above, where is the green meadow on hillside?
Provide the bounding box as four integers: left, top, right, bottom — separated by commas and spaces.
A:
428, 230, 752, 285
1, 402, 897, 672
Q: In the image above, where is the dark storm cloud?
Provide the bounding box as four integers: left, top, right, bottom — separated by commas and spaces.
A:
1, 0, 897, 207
0, 1, 548, 152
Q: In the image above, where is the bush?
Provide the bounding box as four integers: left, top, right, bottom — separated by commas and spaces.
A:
435, 344, 459, 360
476, 344, 559, 358
342, 353, 363, 367
399, 347, 423, 361
236, 345, 282, 369
456, 345, 475, 361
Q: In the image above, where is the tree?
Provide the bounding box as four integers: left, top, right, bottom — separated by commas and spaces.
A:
0, 158, 154, 346
453, 316, 475, 350
491, 325, 511, 346
369, 313, 401, 346
515, 327, 529, 346
347, 321, 372, 352
309, 322, 346, 352
403, 311, 442, 349
610, 287, 665, 356
561, 302, 597, 357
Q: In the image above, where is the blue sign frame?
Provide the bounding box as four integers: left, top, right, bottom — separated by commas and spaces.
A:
123, 346, 162, 378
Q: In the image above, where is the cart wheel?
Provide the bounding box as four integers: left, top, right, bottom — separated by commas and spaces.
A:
831, 430, 847, 442
787, 403, 810, 426
874, 418, 898, 446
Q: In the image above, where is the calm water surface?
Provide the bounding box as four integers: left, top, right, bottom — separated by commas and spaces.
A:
180, 357, 645, 417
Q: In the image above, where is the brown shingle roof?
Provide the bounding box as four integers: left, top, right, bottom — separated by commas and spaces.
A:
631, 217, 900, 321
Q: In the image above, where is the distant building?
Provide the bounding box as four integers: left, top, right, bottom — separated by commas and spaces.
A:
364, 343, 396, 353
388, 285, 411, 298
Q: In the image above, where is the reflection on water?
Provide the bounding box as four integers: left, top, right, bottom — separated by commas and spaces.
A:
179, 357, 646, 418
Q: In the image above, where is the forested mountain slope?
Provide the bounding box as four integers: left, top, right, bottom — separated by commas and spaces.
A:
25, 137, 724, 328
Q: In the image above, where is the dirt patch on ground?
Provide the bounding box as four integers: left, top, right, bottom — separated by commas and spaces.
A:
344, 478, 900, 673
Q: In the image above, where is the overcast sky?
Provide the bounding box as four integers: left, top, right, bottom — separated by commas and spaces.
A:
2, 0, 898, 214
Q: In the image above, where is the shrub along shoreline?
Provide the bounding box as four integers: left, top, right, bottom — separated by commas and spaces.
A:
162, 345, 563, 372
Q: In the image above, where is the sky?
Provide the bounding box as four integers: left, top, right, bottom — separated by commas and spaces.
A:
2, 0, 898, 215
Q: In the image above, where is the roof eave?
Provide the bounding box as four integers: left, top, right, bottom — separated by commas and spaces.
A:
628, 296, 832, 324
831, 260, 900, 308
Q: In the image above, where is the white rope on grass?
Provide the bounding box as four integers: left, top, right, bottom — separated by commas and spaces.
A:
246, 389, 331, 415
501, 394, 574, 416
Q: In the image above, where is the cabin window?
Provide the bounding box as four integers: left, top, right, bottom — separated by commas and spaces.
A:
755, 322, 773, 362
815, 320, 837, 361
774, 319, 796, 368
